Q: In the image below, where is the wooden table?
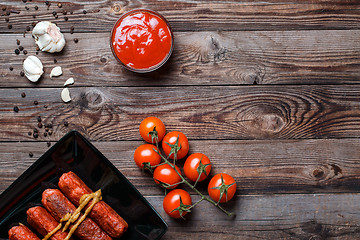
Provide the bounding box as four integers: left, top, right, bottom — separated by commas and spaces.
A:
1, 0, 360, 239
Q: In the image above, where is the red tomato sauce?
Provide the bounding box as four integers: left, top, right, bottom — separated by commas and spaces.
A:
111, 10, 173, 71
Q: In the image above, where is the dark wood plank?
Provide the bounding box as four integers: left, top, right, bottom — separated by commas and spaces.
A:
1, 0, 360, 33
1, 86, 360, 141
0, 30, 359, 87
0, 138, 359, 195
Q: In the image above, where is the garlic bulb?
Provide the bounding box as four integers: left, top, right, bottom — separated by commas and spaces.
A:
32, 21, 66, 53
23, 56, 44, 82
50, 66, 62, 78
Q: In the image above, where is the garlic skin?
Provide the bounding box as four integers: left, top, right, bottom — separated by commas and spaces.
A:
32, 21, 66, 53
23, 56, 44, 82
50, 66, 62, 78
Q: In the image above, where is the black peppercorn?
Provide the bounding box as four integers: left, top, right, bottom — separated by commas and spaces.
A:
38, 122, 43, 128
33, 132, 39, 138
29, 152, 33, 157
54, 59, 57, 63
9, 66, 13, 71
13, 106, 19, 112
83, 10, 87, 14
74, 38, 78, 43
64, 121, 68, 127
57, 3, 62, 8
34, 5, 38, 10
15, 49, 20, 55
19, 46, 24, 51
26, 26, 30, 31
5, 17, 9, 22
21, 92, 26, 98
25, 6, 29, 10
52, 11, 57, 16
23, 50, 28, 55
20, 71, 24, 77
44, 132, 48, 137
64, 16, 68, 21
34, 100, 38, 105
37, 116, 42, 122
28, 131, 32, 136
47, 141, 51, 147
33, 128, 38, 133
8, 24, 12, 29
16, 39, 20, 45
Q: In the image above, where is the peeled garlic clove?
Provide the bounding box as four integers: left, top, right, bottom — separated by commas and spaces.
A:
50, 66, 62, 78
32, 21, 66, 53
64, 78, 75, 86
23, 56, 44, 82
61, 88, 71, 103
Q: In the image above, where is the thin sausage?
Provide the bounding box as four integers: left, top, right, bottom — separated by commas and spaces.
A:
27, 206, 71, 240
41, 189, 112, 240
8, 225, 40, 240
58, 171, 128, 238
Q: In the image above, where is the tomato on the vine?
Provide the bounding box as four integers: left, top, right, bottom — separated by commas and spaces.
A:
134, 144, 161, 169
153, 164, 182, 189
184, 153, 211, 182
162, 131, 189, 160
208, 173, 236, 203
139, 117, 166, 143
163, 189, 192, 218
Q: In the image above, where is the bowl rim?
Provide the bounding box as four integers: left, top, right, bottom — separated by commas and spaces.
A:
110, 9, 174, 73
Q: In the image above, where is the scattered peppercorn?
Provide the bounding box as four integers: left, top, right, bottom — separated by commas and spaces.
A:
8, 24, 12, 29
22, 0, 27, 3
70, 11, 73, 14
45, 1, 49, 5
5, 10, 10, 16
45, 127, 49, 132
23, 50, 28, 55
44, 132, 48, 137
83, 10, 87, 14
47, 141, 51, 147
54, 59, 57, 63
36, 52, 39, 55
38, 122, 43, 128
26, 26, 30, 31
21, 92, 26, 98
28, 131, 32, 136
32, 22, 36, 27
29, 152, 33, 157
37, 116, 42, 122
19, 46, 24, 51
33, 132, 39, 138
2, 6, 6, 11
13, 106, 19, 112
15, 49, 20, 55
36, 46, 40, 51
64, 16, 68, 21
5, 17, 9, 22
25, 6, 29, 10
33, 15, 36, 18
34, 5, 38, 10
9, 66, 13, 71
34, 128, 38, 133
74, 38, 78, 43
55, 15, 58, 19
52, 11, 57, 16
20, 71, 24, 77
64, 121, 69, 127
44, 105, 48, 108
48, 130, 53, 135
57, 3, 62, 8
16, 39, 20, 45
34, 100, 38, 105
63, 10, 67, 15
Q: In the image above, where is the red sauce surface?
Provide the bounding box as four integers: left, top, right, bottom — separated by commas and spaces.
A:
111, 10, 173, 70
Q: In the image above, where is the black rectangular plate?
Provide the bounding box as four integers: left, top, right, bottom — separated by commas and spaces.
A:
0, 130, 167, 240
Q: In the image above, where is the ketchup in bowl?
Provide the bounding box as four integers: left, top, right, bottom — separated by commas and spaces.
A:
110, 9, 174, 73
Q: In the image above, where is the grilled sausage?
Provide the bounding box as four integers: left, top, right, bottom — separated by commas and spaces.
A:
8, 225, 40, 240
41, 189, 112, 240
27, 206, 71, 240
58, 172, 128, 238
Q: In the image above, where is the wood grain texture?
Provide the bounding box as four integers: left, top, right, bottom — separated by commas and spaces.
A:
0, 30, 359, 87
0, 139, 359, 195
1, 86, 360, 141
1, 0, 360, 33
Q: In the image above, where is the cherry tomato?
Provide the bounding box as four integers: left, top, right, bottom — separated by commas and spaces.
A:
139, 117, 166, 143
134, 144, 161, 169
184, 153, 211, 182
163, 189, 192, 218
208, 173, 236, 203
162, 131, 189, 159
153, 164, 182, 189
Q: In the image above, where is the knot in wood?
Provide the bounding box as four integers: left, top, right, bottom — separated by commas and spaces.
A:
78, 88, 107, 109
111, 4, 123, 14
236, 104, 286, 138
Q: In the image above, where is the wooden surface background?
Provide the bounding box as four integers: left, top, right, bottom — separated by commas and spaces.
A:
1, 0, 360, 239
